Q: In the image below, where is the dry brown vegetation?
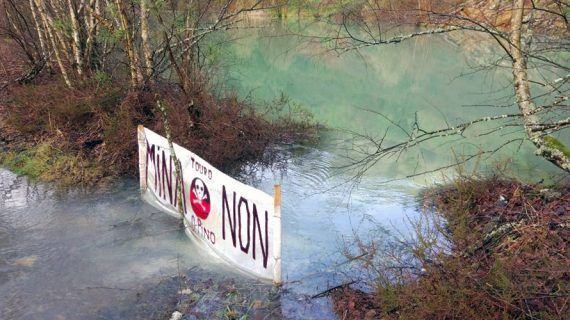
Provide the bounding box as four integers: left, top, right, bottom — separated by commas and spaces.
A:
0, 38, 317, 185
332, 177, 569, 319
308, 0, 567, 33
0, 82, 316, 185
0, 0, 320, 185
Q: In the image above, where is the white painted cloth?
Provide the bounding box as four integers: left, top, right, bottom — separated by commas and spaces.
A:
137, 126, 280, 282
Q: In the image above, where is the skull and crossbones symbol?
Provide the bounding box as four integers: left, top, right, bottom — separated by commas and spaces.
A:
191, 178, 209, 211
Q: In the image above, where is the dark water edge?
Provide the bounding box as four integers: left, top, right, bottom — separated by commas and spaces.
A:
102, 266, 281, 320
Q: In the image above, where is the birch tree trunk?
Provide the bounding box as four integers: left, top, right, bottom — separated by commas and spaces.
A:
33, 0, 73, 87
35, 0, 72, 62
84, 0, 99, 68
28, 0, 48, 66
510, 0, 570, 172
67, 0, 84, 76
115, 0, 143, 87
140, 0, 153, 79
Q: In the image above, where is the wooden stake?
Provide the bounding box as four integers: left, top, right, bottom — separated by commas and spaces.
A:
273, 184, 282, 285
137, 125, 147, 193
156, 99, 185, 219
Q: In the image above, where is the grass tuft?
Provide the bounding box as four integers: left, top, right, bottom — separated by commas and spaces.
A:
0, 141, 104, 185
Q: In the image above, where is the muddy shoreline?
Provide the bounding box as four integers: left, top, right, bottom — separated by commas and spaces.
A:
121, 266, 280, 320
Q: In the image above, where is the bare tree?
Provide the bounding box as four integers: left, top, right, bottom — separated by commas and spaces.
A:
1, 0, 281, 90
151, 0, 277, 93
34, 0, 74, 87
509, 0, 569, 171
324, 0, 569, 174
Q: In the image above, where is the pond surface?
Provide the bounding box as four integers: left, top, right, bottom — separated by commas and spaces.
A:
0, 21, 564, 319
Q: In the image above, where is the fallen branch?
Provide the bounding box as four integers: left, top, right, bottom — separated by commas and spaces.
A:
311, 280, 356, 299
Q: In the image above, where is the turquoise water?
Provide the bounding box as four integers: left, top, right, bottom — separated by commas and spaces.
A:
224, 22, 565, 180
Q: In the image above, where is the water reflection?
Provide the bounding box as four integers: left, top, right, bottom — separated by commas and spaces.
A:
225, 22, 565, 181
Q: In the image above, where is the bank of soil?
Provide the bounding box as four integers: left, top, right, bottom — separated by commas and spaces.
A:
331, 177, 569, 319
0, 38, 317, 186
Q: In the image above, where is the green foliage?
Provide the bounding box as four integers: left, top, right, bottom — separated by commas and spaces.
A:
99, 27, 125, 45
204, 41, 223, 66
93, 71, 112, 85
487, 259, 513, 295
53, 18, 72, 35
0, 142, 103, 185
105, 3, 119, 19
375, 280, 399, 312
544, 135, 570, 157
173, 15, 187, 33
153, 0, 167, 11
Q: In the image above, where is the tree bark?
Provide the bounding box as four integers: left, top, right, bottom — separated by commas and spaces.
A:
34, 0, 73, 87
115, 0, 143, 87
140, 0, 153, 79
28, 0, 48, 66
67, 0, 84, 76
510, 0, 570, 172
84, 0, 100, 68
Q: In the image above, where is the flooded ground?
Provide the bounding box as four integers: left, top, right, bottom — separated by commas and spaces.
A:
0, 142, 419, 319
1, 20, 565, 319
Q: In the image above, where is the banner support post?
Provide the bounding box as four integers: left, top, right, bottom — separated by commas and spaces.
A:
137, 125, 147, 193
273, 184, 282, 285
156, 99, 185, 220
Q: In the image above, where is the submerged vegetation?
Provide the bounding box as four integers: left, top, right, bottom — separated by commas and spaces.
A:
333, 176, 569, 319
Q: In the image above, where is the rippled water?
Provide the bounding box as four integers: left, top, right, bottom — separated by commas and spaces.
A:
1, 20, 565, 320
0, 169, 227, 319
0, 140, 418, 319
0, 145, 418, 319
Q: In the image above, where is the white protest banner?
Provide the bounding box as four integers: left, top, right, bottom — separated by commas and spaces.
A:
137, 126, 281, 283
